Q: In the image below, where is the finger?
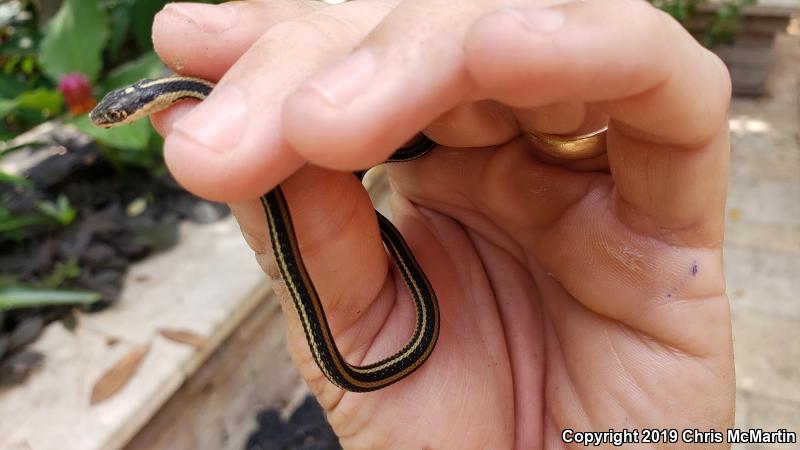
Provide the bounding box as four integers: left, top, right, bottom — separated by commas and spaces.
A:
161, 1, 393, 201
424, 100, 519, 148
280, 0, 605, 170
150, 100, 195, 136
513, 103, 608, 136
151, 1, 322, 81
464, 0, 731, 238
465, 0, 730, 146
388, 140, 603, 254
230, 165, 453, 400
404, 99, 611, 173
281, 0, 510, 170
150, 1, 320, 137
413, 100, 601, 149
233, 167, 390, 396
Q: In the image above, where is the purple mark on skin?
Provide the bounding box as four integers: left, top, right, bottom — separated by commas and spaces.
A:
667, 293, 672, 298
691, 261, 698, 276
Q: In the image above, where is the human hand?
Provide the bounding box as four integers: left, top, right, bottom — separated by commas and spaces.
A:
151, 0, 734, 448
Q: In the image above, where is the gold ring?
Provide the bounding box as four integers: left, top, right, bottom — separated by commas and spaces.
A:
525, 126, 608, 160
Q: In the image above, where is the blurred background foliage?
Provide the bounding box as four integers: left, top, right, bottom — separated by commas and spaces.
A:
0, 0, 203, 164
0, 0, 221, 314
650, 0, 758, 46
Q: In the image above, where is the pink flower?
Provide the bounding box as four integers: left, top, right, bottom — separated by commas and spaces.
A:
58, 73, 95, 115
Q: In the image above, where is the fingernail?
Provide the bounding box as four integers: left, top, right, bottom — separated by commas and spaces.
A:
301, 48, 376, 107
165, 2, 237, 33
173, 85, 249, 153
504, 7, 565, 33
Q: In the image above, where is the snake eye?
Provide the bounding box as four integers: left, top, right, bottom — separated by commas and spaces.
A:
106, 110, 126, 123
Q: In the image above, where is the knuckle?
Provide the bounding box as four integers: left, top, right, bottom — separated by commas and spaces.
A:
638, 2, 678, 49
610, 0, 677, 49
250, 12, 363, 69
263, 11, 357, 51
706, 49, 733, 104
701, 48, 733, 128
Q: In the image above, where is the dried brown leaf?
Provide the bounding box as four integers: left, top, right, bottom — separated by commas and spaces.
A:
159, 328, 206, 349
90, 344, 149, 405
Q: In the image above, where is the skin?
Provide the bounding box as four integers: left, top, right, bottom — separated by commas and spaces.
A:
149, 0, 735, 448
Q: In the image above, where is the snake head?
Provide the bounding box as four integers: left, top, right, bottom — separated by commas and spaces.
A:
88, 86, 138, 128
89, 77, 215, 129
89, 79, 164, 128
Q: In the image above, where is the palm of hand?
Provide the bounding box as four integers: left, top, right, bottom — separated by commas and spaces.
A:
275, 134, 732, 449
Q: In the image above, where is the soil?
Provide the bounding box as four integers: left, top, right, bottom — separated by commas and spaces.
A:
0, 124, 228, 385
246, 395, 342, 450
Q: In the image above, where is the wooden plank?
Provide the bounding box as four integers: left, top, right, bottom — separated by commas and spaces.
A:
124, 293, 307, 450
0, 219, 268, 450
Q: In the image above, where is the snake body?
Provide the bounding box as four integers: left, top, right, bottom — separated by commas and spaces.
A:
90, 76, 440, 392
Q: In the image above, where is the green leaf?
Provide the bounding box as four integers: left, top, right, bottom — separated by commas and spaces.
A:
36, 193, 77, 225
71, 114, 152, 150
0, 97, 18, 117
0, 214, 50, 233
38, 0, 110, 82
105, 0, 134, 60
0, 287, 100, 311
99, 51, 165, 92
40, 259, 82, 289
0, 171, 33, 188
0, 89, 63, 121
114, 129, 164, 169
0, 74, 26, 98
20, 56, 36, 75
16, 88, 63, 112
130, 0, 169, 51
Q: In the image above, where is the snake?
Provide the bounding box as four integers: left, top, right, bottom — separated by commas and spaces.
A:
89, 76, 440, 392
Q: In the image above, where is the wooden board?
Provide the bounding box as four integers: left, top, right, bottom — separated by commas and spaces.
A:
124, 292, 307, 450
0, 219, 269, 450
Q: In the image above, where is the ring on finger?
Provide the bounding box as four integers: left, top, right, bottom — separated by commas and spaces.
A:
525, 126, 608, 160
